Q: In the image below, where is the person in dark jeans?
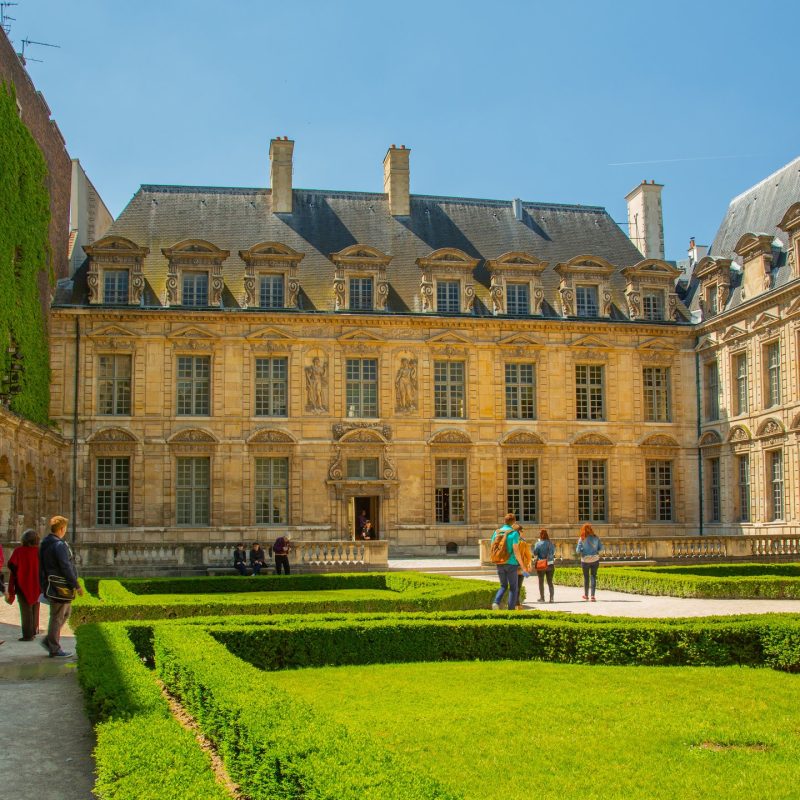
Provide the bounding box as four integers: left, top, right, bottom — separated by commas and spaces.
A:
39, 515, 83, 657
233, 543, 248, 575
533, 528, 556, 603
272, 534, 292, 575
250, 542, 268, 575
576, 523, 603, 601
5, 528, 41, 640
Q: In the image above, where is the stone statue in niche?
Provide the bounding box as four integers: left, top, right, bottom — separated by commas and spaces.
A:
395, 358, 418, 412
305, 356, 328, 412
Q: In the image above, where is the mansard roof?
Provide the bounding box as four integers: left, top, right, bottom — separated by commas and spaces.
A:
61, 183, 675, 319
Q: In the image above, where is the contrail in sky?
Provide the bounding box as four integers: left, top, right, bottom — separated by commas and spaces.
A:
608, 154, 762, 166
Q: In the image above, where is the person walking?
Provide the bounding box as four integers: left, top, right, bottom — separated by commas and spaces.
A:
491, 513, 529, 610
39, 515, 83, 657
4, 529, 41, 641
576, 523, 603, 601
250, 542, 268, 575
272, 533, 292, 575
533, 528, 556, 603
233, 543, 248, 575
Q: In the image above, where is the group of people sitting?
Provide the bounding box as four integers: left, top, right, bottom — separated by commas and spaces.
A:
233, 534, 293, 576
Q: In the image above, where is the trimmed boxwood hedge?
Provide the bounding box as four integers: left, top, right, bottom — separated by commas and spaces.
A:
556, 562, 800, 598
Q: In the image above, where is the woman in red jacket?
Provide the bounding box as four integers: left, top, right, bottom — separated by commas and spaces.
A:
4, 529, 41, 641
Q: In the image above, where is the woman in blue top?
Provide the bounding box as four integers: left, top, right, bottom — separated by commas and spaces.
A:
533, 529, 556, 603
576, 523, 603, 601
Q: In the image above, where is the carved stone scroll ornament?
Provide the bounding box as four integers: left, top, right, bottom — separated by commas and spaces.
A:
532, 287, 544, 315
87, 271, 99, 303
287, 278, 300, 308
244, 276, 256, 307
166, 274, 179, 306
625, 290, 642, 320
601, 288, 613, 317
420, 277, 433, 312
376, 279, 389, 311
328, 448, 344, 480
333, 276, 346, 311
668, 293, 678, 321
383, 452, 397, 480
304, 356, 328, 413
395, 358, 418, 413
210, 274, 224, 307
489, 274, 504, 315
463, 283, 476, 313
559, 285, 574, 317
729, 427, 750, 442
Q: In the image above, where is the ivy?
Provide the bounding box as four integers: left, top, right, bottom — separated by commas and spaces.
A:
0, 81, 52, 425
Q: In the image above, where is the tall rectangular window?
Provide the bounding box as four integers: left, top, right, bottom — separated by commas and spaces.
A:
642, 291, 664, 321
708, 457, 721, 522
505, 363, 536, 420
255, 357, 287, 416
576, 364, 604, 420
765, 342, 781, 407
346, 358, 378, 417
737, 454, 750, 523
575, 286, 599, 317
103, 270, 129, 304
96, 457, 130, 526
176, 456, 210, 526
436, 280, 460, 313
255, 457, 288, 525
706, 284, 718, 316
182, 272, 209, 306
643, 366, 671, 422
733, 352, 748, 416
176, 356, 210, 416
349, 277, 374, 311
435, 458, 466, 523
646, 460, 673, 522
578, 459, 607, 522
98, 354, 132, 416
506, 283, 530, 316
704, 361, 719, 421
769, 450, 783, 521
507, 459, 538, 522
259, 275, 284, 308
434, 361, 465, 418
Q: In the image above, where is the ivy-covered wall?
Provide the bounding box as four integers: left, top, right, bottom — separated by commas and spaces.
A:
0, 81, 52, 425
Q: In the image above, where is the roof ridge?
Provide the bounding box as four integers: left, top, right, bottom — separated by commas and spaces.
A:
727, 156, 800, 207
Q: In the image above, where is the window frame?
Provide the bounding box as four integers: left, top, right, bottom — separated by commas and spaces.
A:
737, 453, 751, 523
641, 289, 665, 321
577, 458, 607, 522
345, 358, 379, 418
346, 457, 380, 479
176, 355, 211, 417
704, 360, 720, 421
507, 458, 538, 523
96, 456, 130, 527
181, 270, 210, 307
505, 282, 531, 316
258, 274, 285, 309
254, 356, 288, 417
254, 456, 288, 525
646, 459, 674, 522
643, 366, 671, 423
733, 351, 748, 416
176, 455, 210, 526
103, 269, 130, 305
433, 360, 466, 419
707, 457, 721, 523
435, 279, 461, 314
768, 449, 784, 521
97, 353, 132, 416
348, 276, 374, 311
764, 340, 781, 408
575, 285, 600, 317
504, 362, 536, 420
575, 364, 605, 421
434, 457, 467, 524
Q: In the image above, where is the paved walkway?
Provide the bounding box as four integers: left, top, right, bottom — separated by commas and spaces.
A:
0, 599, 95, 800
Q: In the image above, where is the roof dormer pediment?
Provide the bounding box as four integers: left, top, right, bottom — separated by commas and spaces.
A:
622, 259, 681, 281
778, 202, 800, 235
416, 248, 479, 271
239, 241, 304, 266
330, 244, 392, 268
751, 311, 779, 330
555, 254, 616, 277
721, 325, 748, 342
162, 239, 230, 263
486, 251, 547, 273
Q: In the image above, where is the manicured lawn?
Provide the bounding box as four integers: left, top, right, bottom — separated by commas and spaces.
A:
108, 589, 392, 605
278, 660, 800, 800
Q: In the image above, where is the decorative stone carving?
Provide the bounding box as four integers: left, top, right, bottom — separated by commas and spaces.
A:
640, 434, 678, 448
238, 242, 305, 310
332, 277, 346, 311
333, 422, 392, 442
89, 428, 137, 443
248, 429, 294, 444
329, 245, 392, 312
699, 431, 722, 447
328, 448, 344, 480
489, 273, 503, 314
304, 356, 328, 413
485, 252, 547, 316
161, 240, 230, 308
757, 419, 784, 438
559, 286, 574, 317
84, 236, 149, 306
243, 276, 256, 307
87, 271, 99, 303
555, 256, 616, 319
395, 358, 418, 413
429, 430, 472, 445
416, 248, 479, 314
382, 452, 397, 481
502, 431, 544, 446
625, 290, 641, 319
728, 426, 751, 442
573, 433, 613, 447
170, 429, 216, 443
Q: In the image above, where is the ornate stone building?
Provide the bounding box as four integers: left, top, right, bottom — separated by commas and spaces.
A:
49, 141, 708, 554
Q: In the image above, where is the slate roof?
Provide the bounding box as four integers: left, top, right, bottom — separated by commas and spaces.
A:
59, 183, 684, 321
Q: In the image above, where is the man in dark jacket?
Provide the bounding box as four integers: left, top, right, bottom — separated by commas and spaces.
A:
39, 515, 82, 658
272, 533, 292, 575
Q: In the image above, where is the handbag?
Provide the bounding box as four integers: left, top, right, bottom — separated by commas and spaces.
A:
45, 575, 77, 602
535, 558, 549, 571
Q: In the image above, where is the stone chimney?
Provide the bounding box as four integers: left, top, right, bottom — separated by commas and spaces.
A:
625, 179, 665, 259
688, 237, 708, 267
269, 137, 294, 214
383, 145, 410, 216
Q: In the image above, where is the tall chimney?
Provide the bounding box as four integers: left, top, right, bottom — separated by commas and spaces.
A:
625, 179, 665, 259
383, 144, 410, 216
269, 137, 294, 214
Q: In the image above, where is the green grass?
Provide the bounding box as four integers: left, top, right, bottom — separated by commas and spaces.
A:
277, 660, 800, 800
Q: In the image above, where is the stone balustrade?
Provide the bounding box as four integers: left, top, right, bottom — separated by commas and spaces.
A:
479, 532, 800, 565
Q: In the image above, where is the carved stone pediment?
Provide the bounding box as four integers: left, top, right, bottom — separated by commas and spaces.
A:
169, 429, 217, 444
88, 428, 137, 444
333, 422, 392, 442
640, 434, 679, 448
428, 429, 472, 445
727, 425, 752, 442
501, 431, 545, 446
699, 430, 722, 447
572, 433, 613, 447
247, 428, 295, 444
756, 418, 784, 438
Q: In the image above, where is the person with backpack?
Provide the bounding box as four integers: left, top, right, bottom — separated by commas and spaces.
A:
490, 513, 530, 610
533, 528, 556, 603
576, 523, 603, 601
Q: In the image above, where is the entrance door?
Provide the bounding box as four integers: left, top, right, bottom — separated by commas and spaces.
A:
351, 496, 380, 539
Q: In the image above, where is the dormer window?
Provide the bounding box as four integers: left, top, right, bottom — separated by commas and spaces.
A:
693, 256, 731, 320
84, 236, 149, 307
555, 255, 615, 319
349, 277, 374, 311
239, 242, 304, 310
182, 271, 209, 307
706, 284, 718, 316
621, 259, 682, 322
486, 252, 547, 316
576, 285, 599, 317
103, 270, 130, 305
259, 274, 285, 308
330, 245, 392, 312
162, 240, 229, 308
642, 290, 665, 321
417, 248, 479, 314
436, 280, 460, 313
506, 283, 530, 316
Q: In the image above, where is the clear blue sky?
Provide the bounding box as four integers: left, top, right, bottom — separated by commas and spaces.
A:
7, 0, 799, 260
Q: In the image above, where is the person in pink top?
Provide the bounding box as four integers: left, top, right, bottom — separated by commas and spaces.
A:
4, 529, 41, 641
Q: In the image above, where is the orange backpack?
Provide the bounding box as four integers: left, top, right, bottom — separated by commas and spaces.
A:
489, 529, 510, 564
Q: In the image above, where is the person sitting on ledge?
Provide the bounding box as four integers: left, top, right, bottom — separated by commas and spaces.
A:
233, 543, 248, 576
250, 542, 268, 576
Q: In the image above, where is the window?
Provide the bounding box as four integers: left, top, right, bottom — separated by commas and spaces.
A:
578, 459, 607, 522
769, 450, 783, 521
255, 457, 288, 524
255, 357, 287, 416
436, 280, 460, 313
434, 361, 465, 418
765, 342, 781, 407
737, 454, 750, 523
708, 457, 720, 522
346, 458, 379, 479
349, 277, 374, 311
575, 285, 599, 317
176, 356, 210, 416
506, 283, 530, 316
704, 361, 719, 421
103, 270, 129, 304
259, 275, 284, 309
642, 291, 664, 321
575, 364, 604, 420
346, 359, 378, 417
643, 367, 671, 422
96, 457, 130, 526
646, 460, 673, 522
733, 352, 748, 416
98, 354, 131, 416
182, 271, 209, 306
505, 363, 536, 420
507, 459, 537, 522
176, 456, 210, 526
435, 458, 466, 523
706, 284, 718, 316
